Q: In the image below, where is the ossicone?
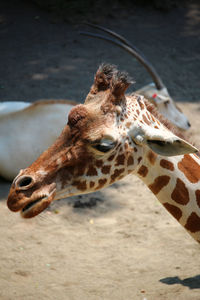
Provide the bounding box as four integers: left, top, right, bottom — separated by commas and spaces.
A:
93, 63, 117, 93
110, 70, 134, 100
68, 104, 88, 127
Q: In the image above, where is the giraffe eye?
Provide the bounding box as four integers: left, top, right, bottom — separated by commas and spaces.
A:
91, 139, 117, 153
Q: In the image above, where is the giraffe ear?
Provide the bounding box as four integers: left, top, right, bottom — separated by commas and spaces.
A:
132, 127, 198, 156
146, 137, 198, 156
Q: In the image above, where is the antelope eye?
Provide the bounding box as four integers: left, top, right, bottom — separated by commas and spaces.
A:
91, 138, 117, 153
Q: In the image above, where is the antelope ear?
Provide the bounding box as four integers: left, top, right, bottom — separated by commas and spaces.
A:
146, 137, 198, 156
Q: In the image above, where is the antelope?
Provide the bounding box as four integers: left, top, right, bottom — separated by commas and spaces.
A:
7, 64, 200, 243
80, 23, 191, 130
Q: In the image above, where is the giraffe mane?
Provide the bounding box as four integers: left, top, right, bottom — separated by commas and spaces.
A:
143, 98, 184, 137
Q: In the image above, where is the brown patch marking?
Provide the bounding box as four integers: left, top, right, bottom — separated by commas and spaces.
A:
72, 180, 87, 191
87, 165, 98, 176
178, 155, 200, 183
171, 178, 190, 205
101, 165, 111, 174
163, 203, 182, 221
149, 175, 170, 195
124, 142, 129, 150
138, 157, 142, 164
108, 154, 115, 161
126, 122, 131, 128
110, 168, 125, 183
115, 154, 125, 166
160, 159, 174, 171
137, 165, 148, 177
90, 181, 95, 188
185, 212, 200, 233
127, 156, 134, 166
196, 190, 200, 208
138, 99, 145, 109
95, 178, 107, 190
147, 151, 157, 165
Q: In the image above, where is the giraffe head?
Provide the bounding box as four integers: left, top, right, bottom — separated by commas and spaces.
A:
7, 64, 198, 218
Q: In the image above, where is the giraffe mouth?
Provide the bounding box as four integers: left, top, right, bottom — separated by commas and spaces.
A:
20, 184, 56, 218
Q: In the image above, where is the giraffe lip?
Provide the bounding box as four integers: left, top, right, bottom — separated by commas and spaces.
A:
21, 195, 48, 213
20, 184, 56, 218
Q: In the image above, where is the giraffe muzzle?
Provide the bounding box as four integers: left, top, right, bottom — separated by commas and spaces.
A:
7, 181, 57, 218
20, 184, 56, 218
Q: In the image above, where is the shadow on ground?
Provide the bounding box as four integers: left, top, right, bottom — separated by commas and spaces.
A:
160, 274, 200, 289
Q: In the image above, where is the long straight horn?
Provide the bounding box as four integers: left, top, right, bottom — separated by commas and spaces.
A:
80, 24, 165, 90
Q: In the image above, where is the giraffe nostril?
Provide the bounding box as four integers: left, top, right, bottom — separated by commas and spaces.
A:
187, 121, 191, 128
15, 175, 34, 190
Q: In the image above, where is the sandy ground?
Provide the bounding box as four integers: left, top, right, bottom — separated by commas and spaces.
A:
0, 1, 200, 300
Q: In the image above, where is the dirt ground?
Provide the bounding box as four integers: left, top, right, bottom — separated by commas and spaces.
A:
0, 1, 200, 300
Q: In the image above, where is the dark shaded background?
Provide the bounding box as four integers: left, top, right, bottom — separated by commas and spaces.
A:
0, 0, 199, 103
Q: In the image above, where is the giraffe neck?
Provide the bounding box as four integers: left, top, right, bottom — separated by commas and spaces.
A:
135, 150, 200, 242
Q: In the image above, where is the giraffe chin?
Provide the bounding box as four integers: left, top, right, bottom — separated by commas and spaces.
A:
20, 187, 56, 218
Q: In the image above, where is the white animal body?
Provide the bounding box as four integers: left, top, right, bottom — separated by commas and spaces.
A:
0, 100, 75, 180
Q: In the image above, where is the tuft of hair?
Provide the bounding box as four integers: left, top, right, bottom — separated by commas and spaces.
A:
84, 63, 117, 104
98, 63, 117, 79
93, 63, 117, 92
94, 63, 116, 92
111, 70, 134, 98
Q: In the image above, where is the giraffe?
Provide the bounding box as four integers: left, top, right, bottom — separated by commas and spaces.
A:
7, 64, 200, 242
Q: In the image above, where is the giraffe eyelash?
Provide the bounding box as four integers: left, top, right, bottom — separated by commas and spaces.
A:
90, 139, 117, 154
